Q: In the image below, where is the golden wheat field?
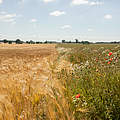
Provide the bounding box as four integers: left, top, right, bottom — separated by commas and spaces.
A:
0, 44, 72, 120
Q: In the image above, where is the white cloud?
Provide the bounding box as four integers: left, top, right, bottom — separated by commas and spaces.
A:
71, 0, 104, 6
71, 0, 89, 5
50, 11, 66, 16
0, 13, 17, 23
88, 28, 93, 32
104, 14, 112, 19
61, 25, 72, 29
30, 19, 37, 23
43, 0, 55, 3
90, 1, 104, 6
0, 0, 3, 4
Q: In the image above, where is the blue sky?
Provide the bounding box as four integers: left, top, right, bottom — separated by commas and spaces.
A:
0, 0, 120, 42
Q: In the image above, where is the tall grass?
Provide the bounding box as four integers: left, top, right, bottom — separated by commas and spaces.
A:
57, 44, 120, 120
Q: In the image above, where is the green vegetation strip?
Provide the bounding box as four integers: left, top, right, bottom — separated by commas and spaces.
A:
57, 44, 120, 120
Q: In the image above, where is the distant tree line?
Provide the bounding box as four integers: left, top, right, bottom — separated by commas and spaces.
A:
0, 39, 24, 44
62, 39, 120, 44
0, 39, 58, 44
0, 39, 120, 44
62, 39, 91, 44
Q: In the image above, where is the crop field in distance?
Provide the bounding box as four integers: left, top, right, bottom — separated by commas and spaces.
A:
0, 43, 120, 120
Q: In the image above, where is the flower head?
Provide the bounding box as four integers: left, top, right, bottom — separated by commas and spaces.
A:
110, 58, 113, 61
108, 61, 111, 64
75, 94, 80, 99
109, 52, 112, 56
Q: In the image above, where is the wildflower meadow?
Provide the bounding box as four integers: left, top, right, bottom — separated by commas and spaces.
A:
57, 44, 120, 120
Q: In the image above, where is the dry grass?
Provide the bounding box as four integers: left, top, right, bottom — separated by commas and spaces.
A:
0, 44, 73, 120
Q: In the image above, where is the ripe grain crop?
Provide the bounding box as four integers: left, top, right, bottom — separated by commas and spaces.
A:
0, 44, 73, 120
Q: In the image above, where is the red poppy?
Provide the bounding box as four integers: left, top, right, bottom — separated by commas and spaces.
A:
109, 52, 112, 56
108, 61, 111, 64
75, 94, 80, 98
110, 58, 112, 61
